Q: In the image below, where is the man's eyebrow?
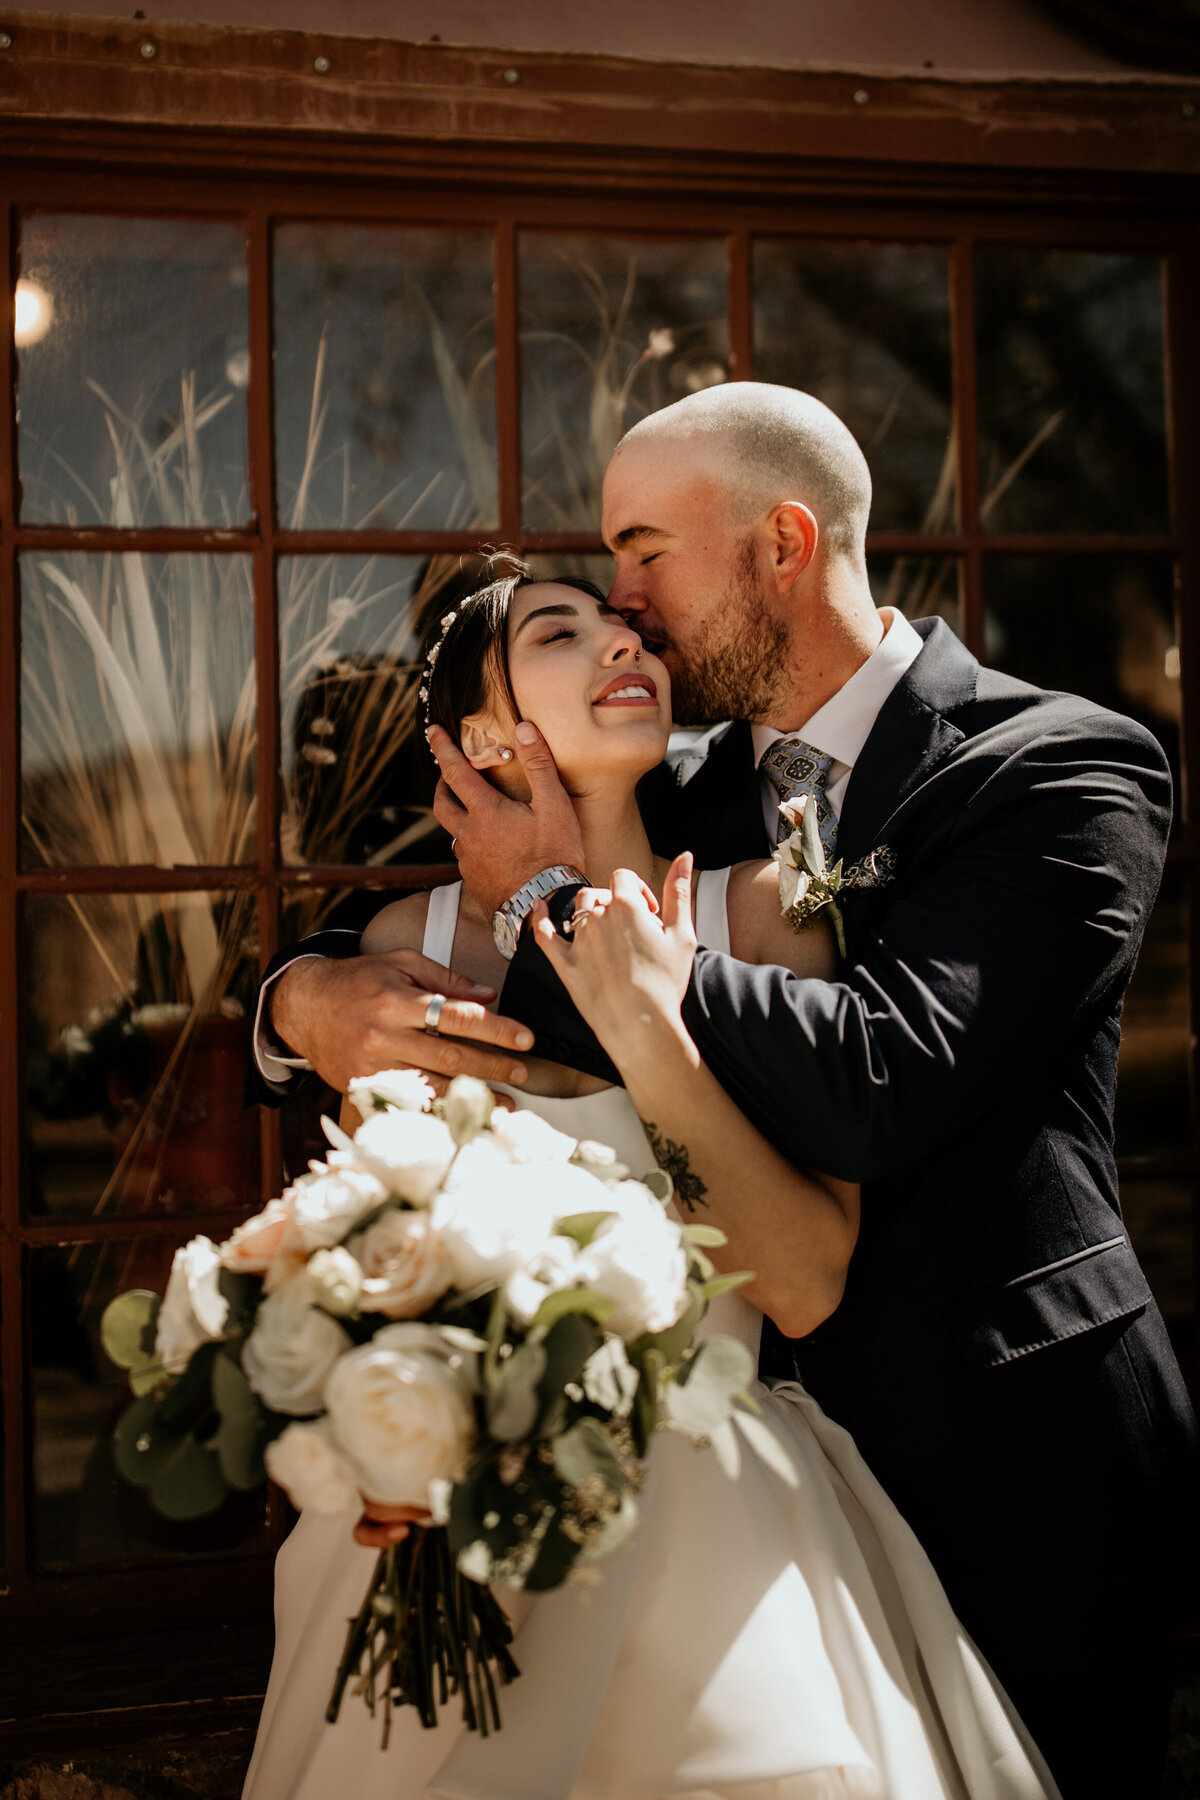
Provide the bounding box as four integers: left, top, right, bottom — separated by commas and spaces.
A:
512, 601, 581, 639
609, 524, 672, 549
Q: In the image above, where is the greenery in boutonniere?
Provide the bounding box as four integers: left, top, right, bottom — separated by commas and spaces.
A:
773, 796, 897, 959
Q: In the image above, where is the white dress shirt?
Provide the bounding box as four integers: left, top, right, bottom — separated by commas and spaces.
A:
255, 607, 926, 1086
751, 607, 924, 843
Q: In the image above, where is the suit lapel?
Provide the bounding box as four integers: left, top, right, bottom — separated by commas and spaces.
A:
836, 619, 977, 867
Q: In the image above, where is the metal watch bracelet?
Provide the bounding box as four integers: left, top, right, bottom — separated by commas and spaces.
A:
491, 865, 588, 961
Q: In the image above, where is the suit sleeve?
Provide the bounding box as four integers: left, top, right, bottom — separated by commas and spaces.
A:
680, 713, 1172, 1181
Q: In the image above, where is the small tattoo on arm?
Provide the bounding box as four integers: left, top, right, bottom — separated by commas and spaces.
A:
641, 1119, 709, 1212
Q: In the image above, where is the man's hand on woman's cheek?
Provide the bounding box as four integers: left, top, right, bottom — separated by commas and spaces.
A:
429, 721, 585, 917
269, 950, 534, 1097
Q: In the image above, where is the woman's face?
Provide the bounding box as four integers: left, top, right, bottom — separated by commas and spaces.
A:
465, 582, 671, 790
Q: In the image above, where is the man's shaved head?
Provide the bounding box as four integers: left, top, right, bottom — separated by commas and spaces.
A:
614, 382, 872, 563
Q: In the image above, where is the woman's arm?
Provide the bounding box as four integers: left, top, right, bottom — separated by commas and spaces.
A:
534, 858, 858, 1339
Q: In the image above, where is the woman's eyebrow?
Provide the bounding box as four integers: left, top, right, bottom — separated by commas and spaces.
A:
512, 602, 580, 639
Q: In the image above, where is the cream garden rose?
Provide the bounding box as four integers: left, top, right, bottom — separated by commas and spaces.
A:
351, 1209, 455, 1320
219, 1196, 303, 1291
155, 1236, 229, 1374
243, 1274, 352, 1414
264, 1419, 359, 1515
347, 1067, 436, 1121
351, 1109, 457, 1206
288, 1163, 388, 1251
323, 1324, 477, 1508
577, 1182, 690, 1338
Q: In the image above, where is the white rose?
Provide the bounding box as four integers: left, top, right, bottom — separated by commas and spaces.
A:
440, 1076, 494, 1145
347, 1067, 435, 1121
324, 1325, 477, 1507
505, 1233, 582, 1325
155, 1237, 229, 1374
289, 1163, 388, 1251
351, 1210, 454, 1319
242, 1275, 352, 1415
264, 1419, 359, 1515
432, 1145, 601, 1290
577, 1185, 690, 1338
778, 794, 808, 834
307, 1246, 363, 1317
351, 1109, 457, 1206
488, 1108, 576, 1165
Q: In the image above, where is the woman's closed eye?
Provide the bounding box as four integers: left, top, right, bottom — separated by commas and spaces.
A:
539, 627, 578, 646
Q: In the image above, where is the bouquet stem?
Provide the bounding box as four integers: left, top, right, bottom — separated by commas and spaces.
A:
326, 1527, 520, 1739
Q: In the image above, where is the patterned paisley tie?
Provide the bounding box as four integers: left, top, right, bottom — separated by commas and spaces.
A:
760, 736, 838, 858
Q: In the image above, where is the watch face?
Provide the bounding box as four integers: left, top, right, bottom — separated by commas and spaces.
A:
493, 910, 520, 961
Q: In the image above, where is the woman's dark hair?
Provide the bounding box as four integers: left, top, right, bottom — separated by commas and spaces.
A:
422, 556, 608, 747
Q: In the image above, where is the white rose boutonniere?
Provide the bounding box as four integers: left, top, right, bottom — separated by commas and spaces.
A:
774, 793, 895, 956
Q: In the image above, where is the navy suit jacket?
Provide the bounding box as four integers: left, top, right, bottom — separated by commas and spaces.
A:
250, 618, 1196, 1687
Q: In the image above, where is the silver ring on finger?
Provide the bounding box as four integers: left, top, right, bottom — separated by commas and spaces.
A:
423, 993, 446, 1035
569, 908, 591, 933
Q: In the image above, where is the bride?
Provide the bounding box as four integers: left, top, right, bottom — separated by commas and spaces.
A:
242, 569, 1059, 1800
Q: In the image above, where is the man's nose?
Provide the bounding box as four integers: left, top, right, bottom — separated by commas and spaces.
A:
606, 569, 647, 615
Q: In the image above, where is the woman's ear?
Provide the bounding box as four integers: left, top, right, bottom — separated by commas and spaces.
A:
460, 712, 515, 770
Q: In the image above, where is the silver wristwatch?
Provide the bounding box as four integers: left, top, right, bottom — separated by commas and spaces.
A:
491, 865, 588, 961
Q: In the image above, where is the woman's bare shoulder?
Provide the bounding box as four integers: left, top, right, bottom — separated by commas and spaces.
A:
725, 859, 837, 981
360, 891, 431, 955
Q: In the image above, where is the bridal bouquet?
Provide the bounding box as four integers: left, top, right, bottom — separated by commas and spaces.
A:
101, 1072, 787, 1740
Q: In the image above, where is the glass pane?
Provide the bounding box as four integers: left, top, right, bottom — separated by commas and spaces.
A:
278, 554, 481, 868
868, 556, 961, 636
754, 241, 955, 534
20, 552, 255, 870
23, 891, 260, 1220
982, 557, 1180, 810
273, 225, 496, 531
520, 233, 728, 531
30, 1237, 268, 1568
17, 214, 249, 528
974, 248, 1168, 535
1116, 866, 1192, 1158
1121, 1179, 1195, 1391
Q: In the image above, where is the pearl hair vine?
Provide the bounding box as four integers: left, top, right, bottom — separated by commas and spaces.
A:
418, 608, 459, 736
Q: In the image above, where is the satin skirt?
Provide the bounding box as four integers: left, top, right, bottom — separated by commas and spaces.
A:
241, 1375, 1059, 1800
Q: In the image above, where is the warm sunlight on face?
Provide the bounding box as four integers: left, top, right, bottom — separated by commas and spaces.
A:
489, 582, 671, 791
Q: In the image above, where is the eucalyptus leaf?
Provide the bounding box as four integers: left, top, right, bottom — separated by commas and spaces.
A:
681, 1225, 727, 1248
215, 1411, 270, 1491
631, 1345, 664, 1455
632, 1283, 704, 1368
553, 1211, 614, 1249
113, 1393, 183, 1488
642, 1170, 673, 1206
532, 1287, 615, 1332
666, 1334, 756, 1437
733, 1407, 800, 1488
537, 1313, 602, 1415
148, 1431, 231, 1519
156, 1339, 219, 1428
552, 1417, 625, 1495
212, 1348, 260, 1425
699, 1271, 754, 1302
487, 1340, 547, 1442
128, 1360, 166, 1398
100, 1290, 161, 1371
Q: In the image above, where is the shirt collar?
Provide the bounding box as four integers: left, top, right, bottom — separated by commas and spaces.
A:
751, 607, 924, 774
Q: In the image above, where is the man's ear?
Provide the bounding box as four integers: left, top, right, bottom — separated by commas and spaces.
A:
460, 712, 514, 769
769, 502, 819, 592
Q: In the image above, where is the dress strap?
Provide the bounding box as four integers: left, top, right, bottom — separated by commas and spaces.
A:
693, 866, 732, 955
421, 880, 463, 968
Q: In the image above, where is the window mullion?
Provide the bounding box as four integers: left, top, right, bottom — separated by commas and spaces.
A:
495, 217, 522, 544
950, 236, 984, 661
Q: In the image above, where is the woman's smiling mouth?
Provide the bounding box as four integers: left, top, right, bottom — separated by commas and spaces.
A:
592, 674, 659, 707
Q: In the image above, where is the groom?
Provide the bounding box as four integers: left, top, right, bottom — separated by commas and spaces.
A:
250, 385, 1196, 1798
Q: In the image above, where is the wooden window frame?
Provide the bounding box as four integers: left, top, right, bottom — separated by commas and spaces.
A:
0, 41, 1197, 1728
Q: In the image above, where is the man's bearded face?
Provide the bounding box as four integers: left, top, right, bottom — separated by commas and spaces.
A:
665, 536, 791, 727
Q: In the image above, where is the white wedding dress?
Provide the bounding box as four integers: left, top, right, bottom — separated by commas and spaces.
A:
242, 872, 1060, 1800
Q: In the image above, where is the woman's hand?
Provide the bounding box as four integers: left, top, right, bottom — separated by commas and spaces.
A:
532, 853, 699, 1080
353, 1498, 432, 1549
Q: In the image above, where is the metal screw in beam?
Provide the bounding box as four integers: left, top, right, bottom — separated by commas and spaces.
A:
139, 39, 157, 59
0, 32, 12, 50
1183, 101, 1196, 119
854, 89, 869, 105
503, 68, 520, 85
314, 55, 330, 74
